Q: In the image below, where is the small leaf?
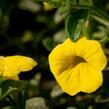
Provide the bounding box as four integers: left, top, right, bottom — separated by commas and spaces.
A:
43, 37, 57, 51
66, 9, 88, 41
0, 79, 26, 100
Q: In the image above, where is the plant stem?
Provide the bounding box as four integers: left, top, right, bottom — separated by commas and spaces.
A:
15, 82, 28, 109
92, 5, 109, 22
92, 15, 109, 27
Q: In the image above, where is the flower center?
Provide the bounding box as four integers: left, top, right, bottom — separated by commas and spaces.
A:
59, 55, 86, 74
71, 56, 86, 68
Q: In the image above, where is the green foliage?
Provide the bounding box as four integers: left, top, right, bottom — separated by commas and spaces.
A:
0, 0, 109, 109
0, 80, 25, 100
48, 0, 65, 7
66, 9, 88, 41
43, 37, 56, 51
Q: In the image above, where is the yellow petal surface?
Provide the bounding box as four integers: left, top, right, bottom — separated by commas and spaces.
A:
79, 63, 103, 93
56, 67, 80, 96
10, 75, 19, 80
75, 37, 102, 59
88, 51, 107, 71
0, 56, 5, 75
2, 55, 37, 77
74, 37, 107, 71
49, 38, 75, 76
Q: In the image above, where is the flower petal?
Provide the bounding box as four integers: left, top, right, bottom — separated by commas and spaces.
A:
0, 56, 5, 75
75, 37, 105, 60
74, 37, 107, 71
56, 67, 80, 96
79, 63, 103, 93
3, 55, 37, 77
49, 38, 75, 76
10, 75, 19, 80
88, 50, 107, 71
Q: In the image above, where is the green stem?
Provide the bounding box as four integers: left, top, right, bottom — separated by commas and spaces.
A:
15, 82, 28, 109
15, 91, 26, 109
92, 15, 109, 27
92, 5, 109, 22
95, 95, 109, 103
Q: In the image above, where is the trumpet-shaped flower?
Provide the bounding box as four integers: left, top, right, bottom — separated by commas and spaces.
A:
0, 55, 37, 80
49, 37, 107, 96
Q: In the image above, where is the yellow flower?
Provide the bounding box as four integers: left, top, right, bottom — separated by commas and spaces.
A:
0, 55, 37, 80
49, 37, 107, 96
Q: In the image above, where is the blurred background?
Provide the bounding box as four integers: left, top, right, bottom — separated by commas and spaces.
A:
0, 0, 109, 109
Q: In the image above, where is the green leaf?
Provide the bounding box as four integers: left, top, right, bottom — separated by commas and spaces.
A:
66, 9, 88, 41
0, 79, 26, 100
43, 37, 57, 51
